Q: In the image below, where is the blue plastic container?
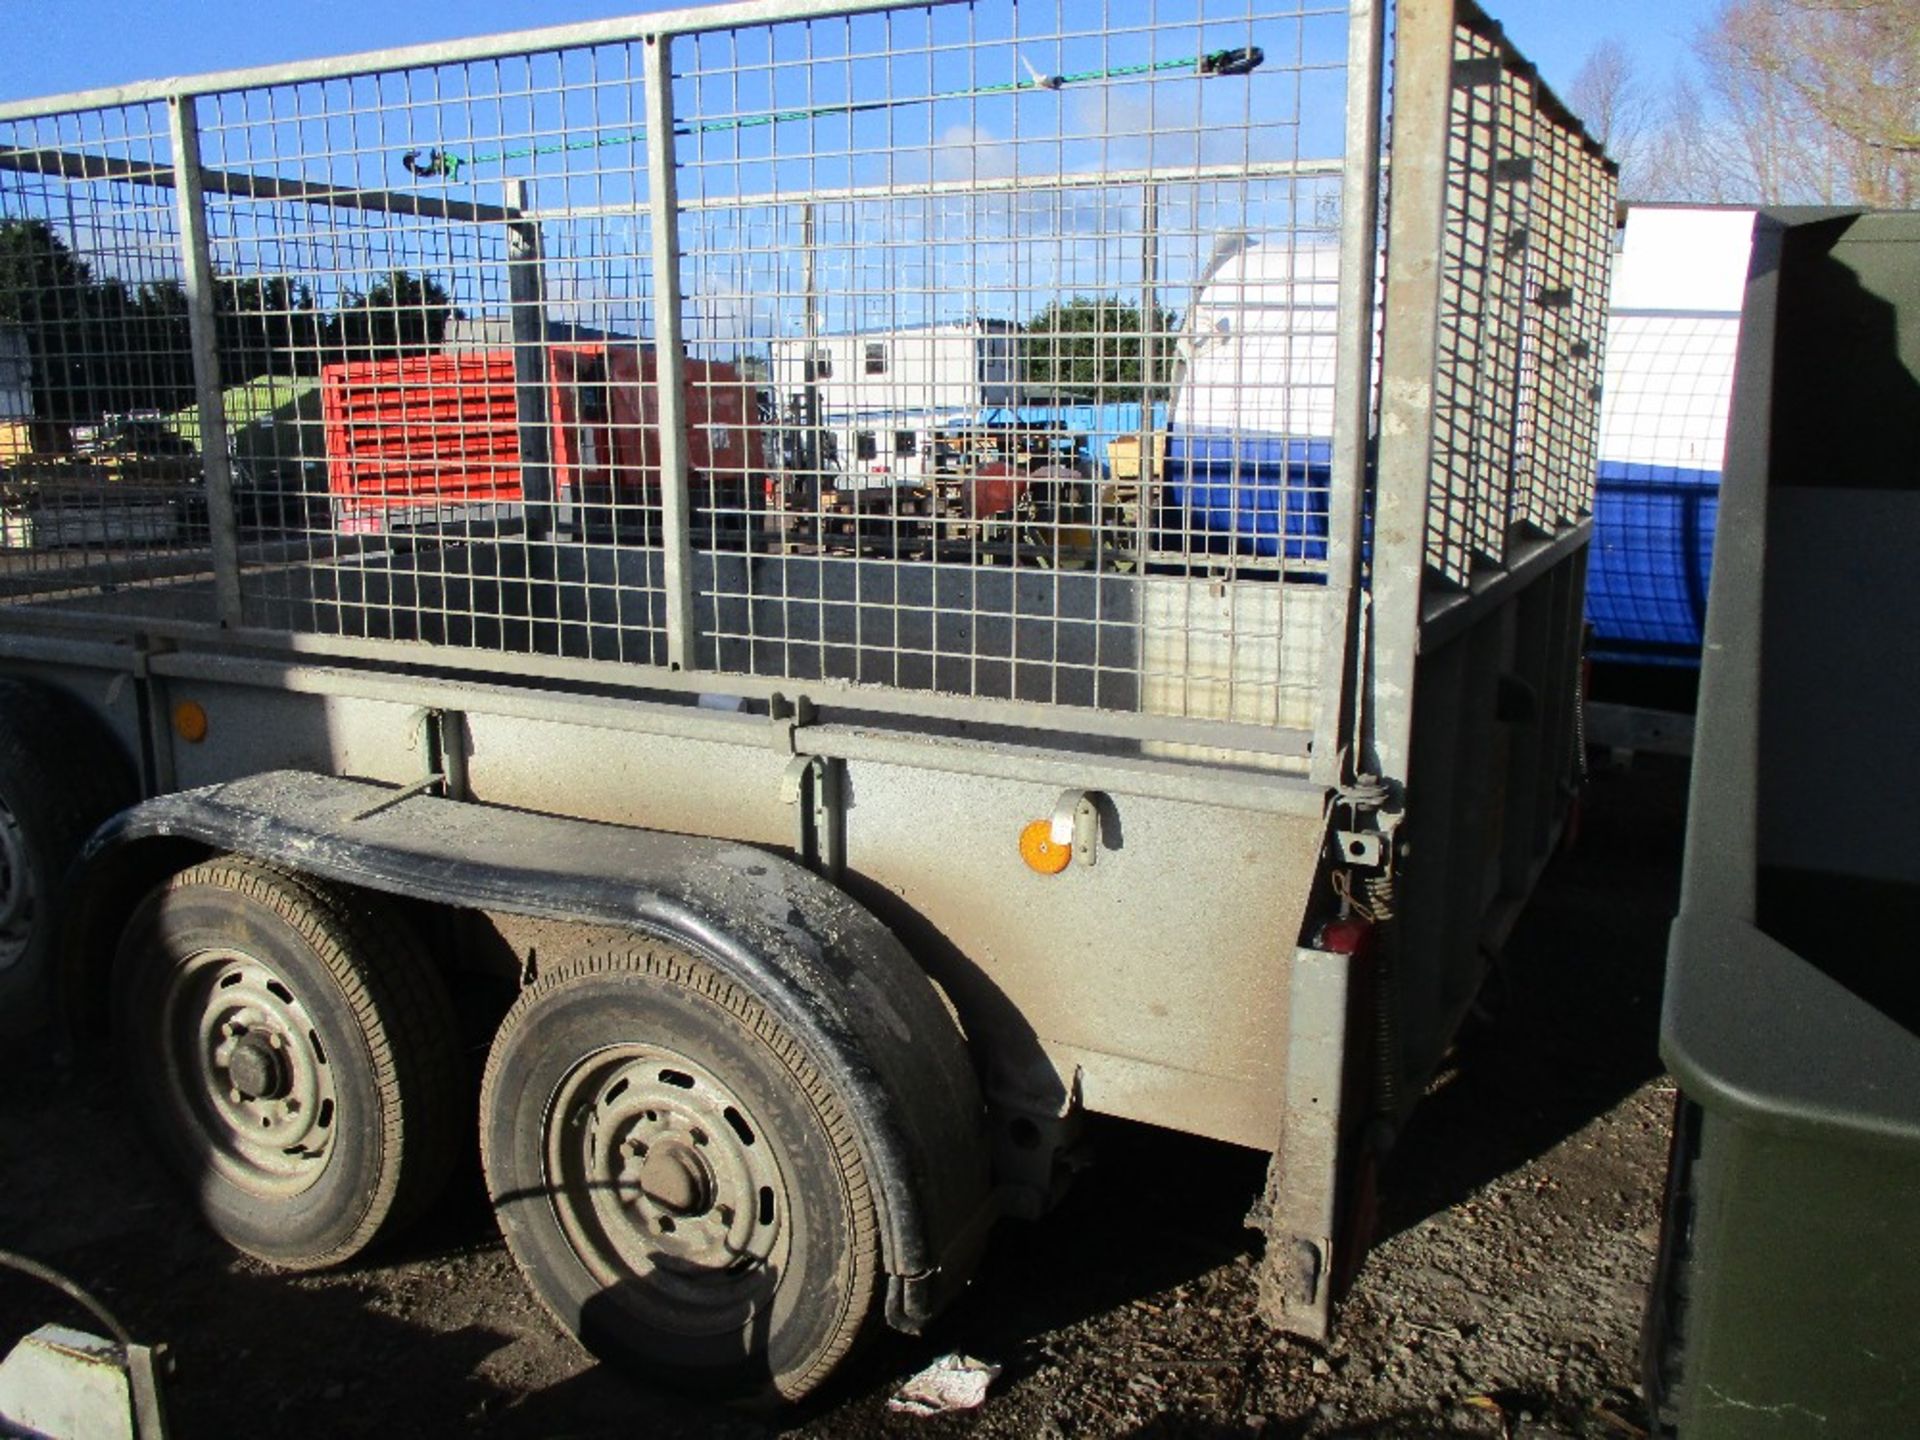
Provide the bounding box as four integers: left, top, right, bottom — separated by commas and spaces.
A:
1586, 461, 1719, 664
1162, 431, 1332, 562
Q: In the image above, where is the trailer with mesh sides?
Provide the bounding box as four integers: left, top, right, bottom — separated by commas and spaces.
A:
0, 0, 1612, 1403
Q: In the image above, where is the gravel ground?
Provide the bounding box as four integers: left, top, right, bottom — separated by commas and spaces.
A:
0, 756, 1684, 1440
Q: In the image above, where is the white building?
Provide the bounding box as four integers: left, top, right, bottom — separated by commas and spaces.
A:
770, 319, 1020, 486
0, 328, 32, 460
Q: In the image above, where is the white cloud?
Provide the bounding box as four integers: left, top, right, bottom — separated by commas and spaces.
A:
933, 122, 1016, 181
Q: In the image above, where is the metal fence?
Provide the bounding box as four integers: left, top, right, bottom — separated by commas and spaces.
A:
0, 0, 1612, 764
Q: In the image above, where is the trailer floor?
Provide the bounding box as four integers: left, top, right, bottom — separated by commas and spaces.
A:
0, 757, 1685, 1440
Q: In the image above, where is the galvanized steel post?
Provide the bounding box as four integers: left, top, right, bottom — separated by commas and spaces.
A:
1364, 0, 1457, 793
1312, 0, 1389, 789
641, 32, 698, 670
166, 93, 243, 628
1135, 180, 1159, 564
504, 179, 555, 543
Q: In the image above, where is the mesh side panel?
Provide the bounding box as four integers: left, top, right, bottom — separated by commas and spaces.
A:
1423, 9, 1615, 589
1587, 309, 1740, 661
0, 103, 209, 609
0, 0, 1359, 744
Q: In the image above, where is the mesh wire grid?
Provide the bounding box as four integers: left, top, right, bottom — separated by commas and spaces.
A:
1421, 8, 1613, 590
0, 102, 204, 590
0, 0, 1611, 745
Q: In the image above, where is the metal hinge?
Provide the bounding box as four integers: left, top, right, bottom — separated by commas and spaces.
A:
1049, 790, 1103, 868
1454, 57, 1503, 88
781, 753, 844, 880
767, 691, 816, 754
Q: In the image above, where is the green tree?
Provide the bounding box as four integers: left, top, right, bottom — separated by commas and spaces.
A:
0, 219, 95, 320
0, 219, 130, 431
218, 274, 323, 380
124, 280, 199, 412
1020, 296, 1179, 401
324, 270, 452, 362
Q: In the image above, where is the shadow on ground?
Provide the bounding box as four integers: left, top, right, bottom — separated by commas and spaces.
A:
1376, 755, 1686, 1243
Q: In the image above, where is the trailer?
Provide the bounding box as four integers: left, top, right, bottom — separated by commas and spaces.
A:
0, 0, 1612, 1405
1587, 206, 1754, 666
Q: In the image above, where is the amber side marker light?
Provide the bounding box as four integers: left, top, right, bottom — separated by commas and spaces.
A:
1018, 819, 1071, 875
172, 699, 209, 744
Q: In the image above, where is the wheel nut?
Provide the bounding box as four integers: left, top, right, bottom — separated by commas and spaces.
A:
267, 1032, 284, 1050
229, 1087, 244, 1104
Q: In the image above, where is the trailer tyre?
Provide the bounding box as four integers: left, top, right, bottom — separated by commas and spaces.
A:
480, 942, 882, 1403
0, 678, 135, 1040
111, 857, 463, 1269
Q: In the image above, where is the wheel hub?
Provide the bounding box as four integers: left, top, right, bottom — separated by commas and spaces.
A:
637, 1141, 714, 1216
544, 1043, 791, 1336
226, 1034, 290, 1101
159, 948, 337, 1197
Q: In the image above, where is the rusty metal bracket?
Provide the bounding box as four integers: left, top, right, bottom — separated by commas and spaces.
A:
1453, 56, 1502, 88
419, 707, 468, 800
351, 707, 468, 822
1335, 830, 1386, 868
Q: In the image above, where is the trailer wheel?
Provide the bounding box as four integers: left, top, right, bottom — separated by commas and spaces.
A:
0, 678, 135, 1039
480, 943, 881, 1403
111, 857, 462, 1269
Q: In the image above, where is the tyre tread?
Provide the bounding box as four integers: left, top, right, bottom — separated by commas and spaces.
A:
151, 856, 462, 1268
0, 678, 136, 1028
480, 942, 883, 1400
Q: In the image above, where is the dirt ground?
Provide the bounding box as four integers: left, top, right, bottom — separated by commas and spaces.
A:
0, 756, 1685, 1440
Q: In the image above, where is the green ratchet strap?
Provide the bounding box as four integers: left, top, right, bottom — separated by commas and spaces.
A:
400, 45, 1262, 182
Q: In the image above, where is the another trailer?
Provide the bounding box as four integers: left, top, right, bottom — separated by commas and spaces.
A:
0, 0, 1613, 1406
1587, 206, 1754, 666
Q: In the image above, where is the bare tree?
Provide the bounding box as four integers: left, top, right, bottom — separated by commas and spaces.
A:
1569, 40, 1657, 194
1637, 77, 1741, 202
1683, 0, 1917, 205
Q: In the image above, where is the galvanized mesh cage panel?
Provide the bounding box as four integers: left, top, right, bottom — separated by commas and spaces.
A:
0, 103, 208, 601
1588, 308, 1740, 662
1423, 9, 1614, 588
666, 3, 1349, 720
0, 0, 1610, 757
0, 0, 1364, 751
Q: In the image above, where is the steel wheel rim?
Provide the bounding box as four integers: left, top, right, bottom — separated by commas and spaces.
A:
0, 796, 32, 970
543, 1043, 790, 1338
158, 946, 338, 1198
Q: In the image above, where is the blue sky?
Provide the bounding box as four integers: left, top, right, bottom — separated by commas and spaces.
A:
0, 0, 1725, 343
0, 0, 1722, 109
